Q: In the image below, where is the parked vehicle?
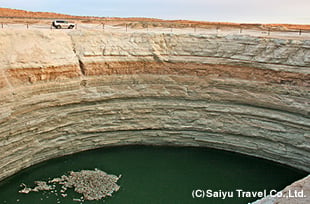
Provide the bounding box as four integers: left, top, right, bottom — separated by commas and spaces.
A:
52, 20, 75, 29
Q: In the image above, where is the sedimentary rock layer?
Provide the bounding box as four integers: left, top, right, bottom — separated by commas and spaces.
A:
0, 30, 309, 184
252, 175, 310, 204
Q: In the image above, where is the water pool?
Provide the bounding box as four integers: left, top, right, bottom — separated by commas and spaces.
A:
0, 145, 307, 204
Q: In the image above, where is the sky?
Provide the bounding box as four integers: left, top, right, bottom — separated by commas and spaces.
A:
0, 0, 309, 24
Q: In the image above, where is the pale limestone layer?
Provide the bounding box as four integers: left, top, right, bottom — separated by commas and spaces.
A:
0, 31, 309, 203
71, 31, 310, 73
0, 30, 78, 69
252, 175, 310, 204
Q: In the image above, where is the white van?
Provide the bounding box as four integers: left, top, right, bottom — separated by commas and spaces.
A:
52, 20, 75, 29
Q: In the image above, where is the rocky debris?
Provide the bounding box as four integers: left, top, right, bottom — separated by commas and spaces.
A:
64, 169, 121, 200
19, 181, 53, 194
19, 169, 121, 201
73, 198, 82, 202
33, 181, 54, 191
18, 183, 33, 194
61, 193, 67, 197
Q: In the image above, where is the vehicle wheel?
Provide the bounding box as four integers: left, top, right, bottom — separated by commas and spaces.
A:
56, 25, 61, 29
68, 25, 74, 29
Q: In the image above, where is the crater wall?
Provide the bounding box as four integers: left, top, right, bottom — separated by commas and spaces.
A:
0, 30, 309, 182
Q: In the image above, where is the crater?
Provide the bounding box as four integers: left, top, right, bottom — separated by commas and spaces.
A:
0, 29, 309, 203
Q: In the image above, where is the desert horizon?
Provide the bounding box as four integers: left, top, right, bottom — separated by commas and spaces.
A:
0, 0, 309, 24
1, 7, 310, 31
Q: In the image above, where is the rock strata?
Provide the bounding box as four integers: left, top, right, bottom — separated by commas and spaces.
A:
0, 30, 309, 203
252, 175, 310, 204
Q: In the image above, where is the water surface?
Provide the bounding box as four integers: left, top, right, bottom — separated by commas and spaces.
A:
0, 145, 307, 204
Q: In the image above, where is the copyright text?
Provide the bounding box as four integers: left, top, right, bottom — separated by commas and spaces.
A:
191, 189, 306, 199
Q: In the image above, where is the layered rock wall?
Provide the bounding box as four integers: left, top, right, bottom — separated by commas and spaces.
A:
0, 30, 309, 181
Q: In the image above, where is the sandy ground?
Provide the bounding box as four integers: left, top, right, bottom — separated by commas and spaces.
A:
1, 22, 310, 40
1, 8, 310, 40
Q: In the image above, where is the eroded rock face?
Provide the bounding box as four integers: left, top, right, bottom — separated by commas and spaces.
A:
252, 175, 310, 204
0, 30, 309, 189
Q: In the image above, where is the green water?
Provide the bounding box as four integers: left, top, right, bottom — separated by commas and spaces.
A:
0, 145, 307, 204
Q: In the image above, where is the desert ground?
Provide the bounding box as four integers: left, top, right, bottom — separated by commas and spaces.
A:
1, 8, 310, 40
